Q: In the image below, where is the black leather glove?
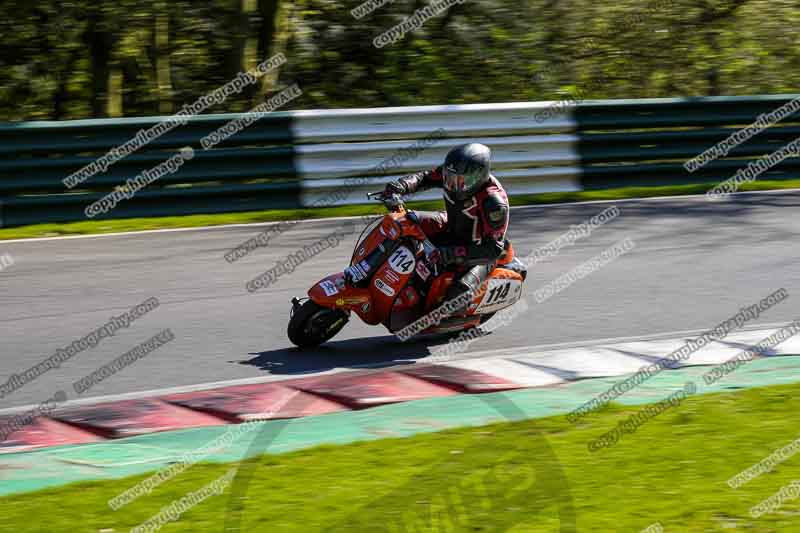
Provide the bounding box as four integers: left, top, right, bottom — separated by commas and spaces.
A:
384, 180, 406, 196
344, 261, 370, 285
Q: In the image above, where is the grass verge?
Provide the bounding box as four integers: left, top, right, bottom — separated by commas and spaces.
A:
2, 179, 799, 241
2, 381, 800, 532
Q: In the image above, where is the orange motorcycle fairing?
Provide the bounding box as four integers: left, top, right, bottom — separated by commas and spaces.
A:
497, 240, 516, 266
351, 213, 415, 265
421, 240, 518, 312
352, 217, 392, 266
423, 271, 456, 312
422, 265, 524, 318
394, 212, 428, 241
370, 257, 415, 323
308, 273, 378, 323
468, 268, 525, 315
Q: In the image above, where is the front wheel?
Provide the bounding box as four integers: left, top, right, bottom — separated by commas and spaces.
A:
288, 299, 349, 348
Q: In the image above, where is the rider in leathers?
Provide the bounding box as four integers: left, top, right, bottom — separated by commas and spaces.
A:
386, 143, 510, 312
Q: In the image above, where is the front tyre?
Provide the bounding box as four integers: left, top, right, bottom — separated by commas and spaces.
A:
288, 299, 349, 348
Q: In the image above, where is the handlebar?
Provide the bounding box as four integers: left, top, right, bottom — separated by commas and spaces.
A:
367, 190, 405, 212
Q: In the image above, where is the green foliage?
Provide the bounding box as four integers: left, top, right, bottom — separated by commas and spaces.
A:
0, 0, 798, 120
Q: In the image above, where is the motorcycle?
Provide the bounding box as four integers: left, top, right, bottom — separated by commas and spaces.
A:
287, 192, 527, 348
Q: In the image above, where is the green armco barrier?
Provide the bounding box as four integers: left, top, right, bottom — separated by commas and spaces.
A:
0, 113, 295, 154
0, 111, 299, 226
575, 95, 800, 191
1, 181, 303, 226
0, 146, 297, 193
573, 94, 800, 128
0, 95, 798, 227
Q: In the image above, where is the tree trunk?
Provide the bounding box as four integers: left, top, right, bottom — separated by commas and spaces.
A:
706, 29, 722, 96
226, 0, 257, 108
87, 5, 113, 117
53, 45, 82, 120
155, 0, 173, 114
699, 0, 751, 96
254, 0, 288, 104
107, 66, 123, 116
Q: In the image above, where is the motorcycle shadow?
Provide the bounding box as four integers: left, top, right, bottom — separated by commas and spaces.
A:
240, 333, 461, 376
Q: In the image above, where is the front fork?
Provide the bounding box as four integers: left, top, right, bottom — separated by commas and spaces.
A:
290, 297, 305, 317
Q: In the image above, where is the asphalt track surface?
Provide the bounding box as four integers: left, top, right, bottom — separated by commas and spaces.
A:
1, 191, 799, 410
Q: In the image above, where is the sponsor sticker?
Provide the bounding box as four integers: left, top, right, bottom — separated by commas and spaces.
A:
374, 278, 396, 297
385, 269, 401, 283
339, 296, 369, 305
415, 260, 431, 281
320, 280, 339, 297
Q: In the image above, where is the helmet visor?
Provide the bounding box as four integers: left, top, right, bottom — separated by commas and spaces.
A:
443, 166, 481, 195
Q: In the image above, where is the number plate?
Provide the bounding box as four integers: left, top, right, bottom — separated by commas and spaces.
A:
388, 246, 415, 275
475, 279, 522, 313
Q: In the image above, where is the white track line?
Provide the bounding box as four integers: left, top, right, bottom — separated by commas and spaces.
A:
3, 187, 798, 244
0, 320, 792, 416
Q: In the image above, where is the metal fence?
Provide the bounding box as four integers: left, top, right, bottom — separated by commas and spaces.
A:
0, 95, 798, 227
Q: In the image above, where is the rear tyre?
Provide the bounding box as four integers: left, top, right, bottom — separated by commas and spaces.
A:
288, 299, 349, 348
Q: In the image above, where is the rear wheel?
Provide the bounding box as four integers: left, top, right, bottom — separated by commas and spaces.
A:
288, 299, 349, 348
